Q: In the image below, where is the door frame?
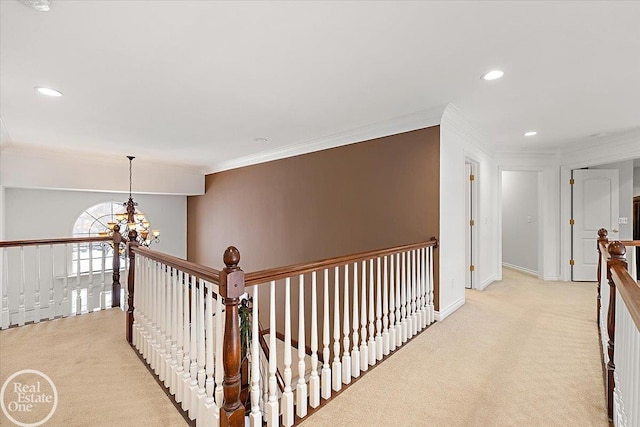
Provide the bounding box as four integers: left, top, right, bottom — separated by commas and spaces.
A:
497, 166, 544, 279
465, 157, 479, 289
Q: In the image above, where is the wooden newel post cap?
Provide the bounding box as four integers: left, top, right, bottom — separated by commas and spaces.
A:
221, 246, 244, 299
430, 236, 439, 248
223, 246, 241, 269
598, 228, 608, 239
128, 229, 138, 241
608, 241, 626, 259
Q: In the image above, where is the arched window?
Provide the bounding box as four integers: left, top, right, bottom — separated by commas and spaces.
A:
72, 201, 125, 273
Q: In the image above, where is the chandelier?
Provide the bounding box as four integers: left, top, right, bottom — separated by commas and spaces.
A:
105, 156, 160, 247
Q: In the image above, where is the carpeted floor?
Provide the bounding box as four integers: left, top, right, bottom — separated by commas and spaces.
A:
0, 308, 188, 427
0, 268, 608, 426
302, 268, 608, 426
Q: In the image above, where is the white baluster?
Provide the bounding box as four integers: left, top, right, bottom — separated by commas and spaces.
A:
375, 256, 383, 361
151, 261, 159, 373
63, 244, 69, 317
165, 267, 173, 390
249, 285, 261, 426
18, 246, 26, 326
309, 271, 320, 408
88, 243, 94, 312
297, 274, 308, 418
282, 277, 294, 427
421, 247, 428, 329
75, 243, 81, 316
188, 275, 199, 420
1, 248, 9, 329
332, 266, 342, 390
321, 269, 331, 400
158, 265, 168, 382
342, 264, 351, 384
175, 269, 185, 404
407, 250, 414, 338
266, 280, 279, 426
401, 251, 408, 343
351, 262, 360, 378
214, 281, 224, 407
382, 255, 390, 356
167, 268, 177, 393
411, 250, 418, 336
368, 259, 376, 365
196, 278, 207, 420
389, 254, 396, 352
429, 247, 435, 324
100, 244, 106, 311
34, 246, 41, 323
202, 280, 219, 427
50, 245, 56, 319
360, 260, 368, 372
182, 271, 192, 412
395, 252, 402, 347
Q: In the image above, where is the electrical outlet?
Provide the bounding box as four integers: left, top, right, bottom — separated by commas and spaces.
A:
619, 217, 628, 224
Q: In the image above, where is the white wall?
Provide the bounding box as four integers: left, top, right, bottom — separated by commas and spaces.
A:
5, 188, 186, 258
439, 104, 499, 320
501, 171, 538, 274
1, 146, 204, 196
593, 160, 634, 240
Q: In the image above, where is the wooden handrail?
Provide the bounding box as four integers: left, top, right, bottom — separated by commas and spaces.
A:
130, 245, 220, 284
611, 263, 640, 332
245, 237, 438, 287
0, 236, 111, 248
620, 240, 640, 247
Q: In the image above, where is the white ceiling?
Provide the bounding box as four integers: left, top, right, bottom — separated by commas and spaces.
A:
1, 1, 639, 171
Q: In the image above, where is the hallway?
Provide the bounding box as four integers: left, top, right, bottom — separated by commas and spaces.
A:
303, 268, 608, 426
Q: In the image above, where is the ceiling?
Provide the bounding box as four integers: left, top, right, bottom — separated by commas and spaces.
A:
1, 1, 639, 171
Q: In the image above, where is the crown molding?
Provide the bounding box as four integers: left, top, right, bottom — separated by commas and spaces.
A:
205, 104, 447, 174
441, 103, 495, 158
560, 127, 640, 169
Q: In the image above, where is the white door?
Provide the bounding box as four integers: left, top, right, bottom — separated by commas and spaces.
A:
572, 169, 619, 281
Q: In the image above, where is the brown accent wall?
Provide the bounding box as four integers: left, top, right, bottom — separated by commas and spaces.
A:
188, 125, 440, 309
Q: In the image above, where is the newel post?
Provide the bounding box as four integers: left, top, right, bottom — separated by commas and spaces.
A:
596, 228, 608, 327
219, 246, 245, 427
126, 229, 138, 344
112, 224, 122, 308
605, 240, 626, 421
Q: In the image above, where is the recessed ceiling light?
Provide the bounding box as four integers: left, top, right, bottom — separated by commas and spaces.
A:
35, 87, 63, 97
524, 131, 537, 137
254, 138, 268, 142
19, 0, 50, 12
481, 70, 504, 81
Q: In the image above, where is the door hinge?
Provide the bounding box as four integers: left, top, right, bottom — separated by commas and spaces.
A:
469, 264, 475, 272
470, 219, 475, 226
470, 174, 475, 182
569, 259, 575, 266
569, 219, 575, 225
569, 178, 575, 185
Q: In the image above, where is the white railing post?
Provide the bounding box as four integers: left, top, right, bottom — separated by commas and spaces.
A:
266, 280, 279, 426
395, 252, 402, 348
321, 269, 331, 400
401, 251, 408, 343
196, 278, 207, 419
282, 277, 294, 427
1, 248, 8, 329
309, 271, 320, 408
351, 262, 360, 378
188, 275, 199, 420
342, 264, 351, 384
368, 259, 376, 365
249, 284, 261, 427
214, 280, 224, 408
34, 246, 41, 323
375, 257, 383, 361
19, 246, 26, 325
297, 274, 308, 418
360, 259, 368, 372
332, 266, 342, 390
389, 254, 397, 352
383, 255, 390, 356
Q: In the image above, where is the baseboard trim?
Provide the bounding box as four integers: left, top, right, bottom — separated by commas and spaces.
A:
434, 296, 465, 321
477, 274, 498, 291
502, 263, 538, 277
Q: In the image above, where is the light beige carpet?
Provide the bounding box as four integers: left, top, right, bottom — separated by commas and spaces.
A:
0, 308, 188, 427
302, 268, 608, 427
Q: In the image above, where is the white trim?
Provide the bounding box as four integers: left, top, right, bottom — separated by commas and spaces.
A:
502, 263, 538, 277
477, 274, 498, 291
206, 104, 446, 173
434, 296, 465, 322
